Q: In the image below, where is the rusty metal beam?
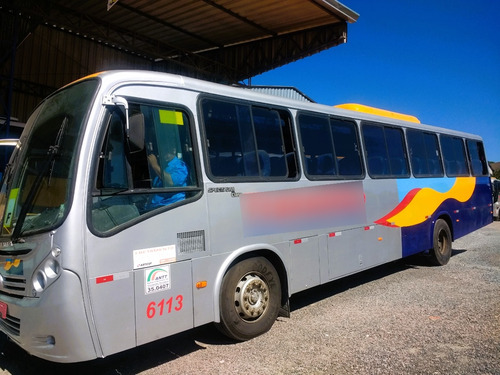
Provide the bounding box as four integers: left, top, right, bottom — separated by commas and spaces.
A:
164, 21, 347, 83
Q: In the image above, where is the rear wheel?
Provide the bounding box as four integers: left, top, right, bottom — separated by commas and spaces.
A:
429, 219, 452, 266
217, 257, 281, 341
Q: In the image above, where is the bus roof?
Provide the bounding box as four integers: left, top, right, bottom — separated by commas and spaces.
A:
85, 70, 481, 141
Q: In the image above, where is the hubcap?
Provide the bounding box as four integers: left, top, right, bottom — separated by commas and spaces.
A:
438, 230, 447, 254
234, 274, 269, 321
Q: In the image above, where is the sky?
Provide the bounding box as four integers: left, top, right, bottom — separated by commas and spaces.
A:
250, 0, 500, 162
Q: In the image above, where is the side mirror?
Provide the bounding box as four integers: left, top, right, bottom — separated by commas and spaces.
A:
103, 95, 144, 152
128, 113, 145, 152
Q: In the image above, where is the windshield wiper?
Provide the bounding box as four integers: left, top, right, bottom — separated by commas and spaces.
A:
1, 141, 21, 188
12, 117, 68, 242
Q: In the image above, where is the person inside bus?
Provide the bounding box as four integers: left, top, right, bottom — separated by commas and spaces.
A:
147, 141, 188, 207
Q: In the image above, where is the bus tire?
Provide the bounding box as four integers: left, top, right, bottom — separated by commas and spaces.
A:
217, 256, 281, 341
429, 219, 452, 266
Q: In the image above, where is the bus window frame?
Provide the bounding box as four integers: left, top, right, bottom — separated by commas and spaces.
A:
296, 111, 365, 181
439, 134, 470, 177
88, 96, 204, 237
406, 128, 445, 178
465, 138, 488, 177
361, 121, 410, 180
198, 95, 300, 183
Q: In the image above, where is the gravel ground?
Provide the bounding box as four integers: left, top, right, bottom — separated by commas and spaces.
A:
0, 221, 498, 375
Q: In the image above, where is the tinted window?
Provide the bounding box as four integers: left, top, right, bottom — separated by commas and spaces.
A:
331, 119, 363, 176
298, 114, 335, 177
407, 130, 443, 177
440, 135, 469, 176
362, 123, 409, 178
385, 127, 409, 176
298, 114, 362, 178
253, 107, 288, 177
203, 100, 250, 177
201, 98, 297, 180
466, 139, 488, 176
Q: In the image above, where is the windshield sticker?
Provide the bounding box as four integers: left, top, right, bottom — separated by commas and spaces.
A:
159, 110, 184, 126
4, 188, 19, 228
145, 265, 171, 295
133, 245, 176, 269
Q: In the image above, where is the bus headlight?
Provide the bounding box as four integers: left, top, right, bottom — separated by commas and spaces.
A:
44, 259, 60, 279
33, 270, 47, 293
32, 257, 62, 296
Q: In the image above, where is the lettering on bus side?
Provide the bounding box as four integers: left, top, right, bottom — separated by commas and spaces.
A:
146, 295, 184, 319
207, 186, 241, 197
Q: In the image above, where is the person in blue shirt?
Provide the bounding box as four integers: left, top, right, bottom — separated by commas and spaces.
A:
147, 145, 188, 207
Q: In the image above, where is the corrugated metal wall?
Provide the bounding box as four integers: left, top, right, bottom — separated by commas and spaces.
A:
1, 0, 354, 124
7, 24, 153, 123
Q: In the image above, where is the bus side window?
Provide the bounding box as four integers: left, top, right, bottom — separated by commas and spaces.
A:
407, 130, 443, 177
440, 135, 469, 176
385, 127, 409, 176
331, 118, 363, 176
92, 103, 200, 234
203, 100, 248, 177
466, 139, 488, 176
201, 98, 297, 181
298, 114, 363, 179
276, 110, 298, 178
363, 124, 388, 177
298, 114, 335, 178
141, 105, 198, 207
362, 123, 409, 178
93, 109, 140, 232
423, 132, 444, 176
252, 107, 287, 177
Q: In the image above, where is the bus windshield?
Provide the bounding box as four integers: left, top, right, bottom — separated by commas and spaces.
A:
0, 79, 98, 241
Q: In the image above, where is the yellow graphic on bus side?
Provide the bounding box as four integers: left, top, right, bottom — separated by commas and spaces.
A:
376, 177, 476, 227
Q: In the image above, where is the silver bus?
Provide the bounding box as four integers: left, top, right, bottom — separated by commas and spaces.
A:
0, 71, 493, 362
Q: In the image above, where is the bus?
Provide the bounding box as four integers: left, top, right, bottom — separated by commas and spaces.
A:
0, 71, 492, 363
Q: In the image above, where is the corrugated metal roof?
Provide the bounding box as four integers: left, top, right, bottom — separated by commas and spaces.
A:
2, 0, 358, 61
247, 86, 315, 102
0, 0, 358, 122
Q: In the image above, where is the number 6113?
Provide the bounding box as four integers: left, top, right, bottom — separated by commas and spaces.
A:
146, 295, 183, 319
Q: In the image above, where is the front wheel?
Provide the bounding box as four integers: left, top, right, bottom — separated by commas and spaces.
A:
429, 219, 452, 266
217, 257, 281, 341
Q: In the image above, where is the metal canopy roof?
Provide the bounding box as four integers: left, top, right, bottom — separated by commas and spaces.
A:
0, 0, 358, 123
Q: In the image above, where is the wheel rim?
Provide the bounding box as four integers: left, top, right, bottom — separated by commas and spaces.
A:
234, 273, 269, 321
437, 229, 448, 255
